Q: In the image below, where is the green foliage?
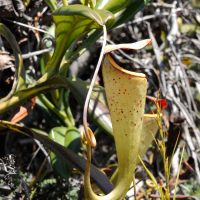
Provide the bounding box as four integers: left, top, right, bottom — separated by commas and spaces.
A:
49, 126, 81, 180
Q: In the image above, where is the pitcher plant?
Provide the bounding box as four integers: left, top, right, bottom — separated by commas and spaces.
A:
81, 39, 166, 199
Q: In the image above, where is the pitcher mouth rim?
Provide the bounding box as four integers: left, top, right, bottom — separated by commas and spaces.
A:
106, 54, 146, 78
144, 113, 162, 118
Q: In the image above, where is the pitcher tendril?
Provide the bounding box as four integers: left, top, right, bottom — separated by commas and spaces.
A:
83, 25, 107, 147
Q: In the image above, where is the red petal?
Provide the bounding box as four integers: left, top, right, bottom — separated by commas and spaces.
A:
101, 168, 111, 171
146, 96, 168, 108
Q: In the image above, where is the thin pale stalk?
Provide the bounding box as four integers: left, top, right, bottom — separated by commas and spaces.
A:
133, 175, 137, 200
83, 25, 107, 147
29, 151, 51, 192
3, 19, 53, 37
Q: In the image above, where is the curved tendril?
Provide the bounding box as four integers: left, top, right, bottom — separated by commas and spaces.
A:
83, 25, 107, 147
80, 127, 96, 146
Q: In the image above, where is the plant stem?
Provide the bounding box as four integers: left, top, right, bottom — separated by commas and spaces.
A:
64, 89, 75, 126
85, 0, 89, 6
133, 175, 137, 200
58, 88, 65, 110
58, 38, 76, 120
38, 94, 72, 127
30, 188, 37, 199
94, 127, 102, 136
62, 0, 68, 6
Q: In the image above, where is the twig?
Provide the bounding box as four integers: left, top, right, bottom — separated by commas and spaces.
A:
3, 18, 53, 36
27, 147, 41, 170
28, 150, 51, 192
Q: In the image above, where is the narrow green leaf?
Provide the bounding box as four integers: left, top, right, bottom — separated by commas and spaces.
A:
63, 89, 75, 126
38, 94, 72, 127
137, 154, 163, 197
34, 97, 63, 126
41, 23, 60, 108
0, 23, 25, 103
49, 127, 81, 181
0, 120, 114, 194
40, 57, 46, 77
31, 128, 48, 137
